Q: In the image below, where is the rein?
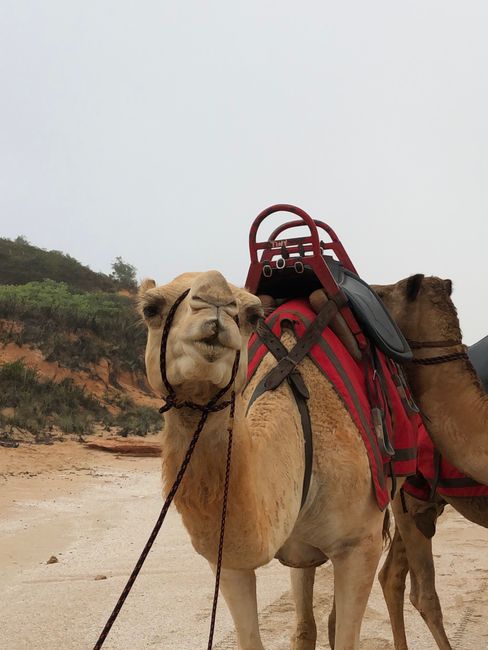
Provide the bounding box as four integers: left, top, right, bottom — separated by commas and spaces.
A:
407, 337, 469, 366
93, 289, 239, 650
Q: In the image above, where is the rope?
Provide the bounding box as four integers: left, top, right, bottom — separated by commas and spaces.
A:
411, 351, 469, 365
93, 288, 240, 649
93, 409, 210, 650
207, 391, 235, 649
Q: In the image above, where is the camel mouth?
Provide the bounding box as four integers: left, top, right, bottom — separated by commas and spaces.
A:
193, 337, 232, 362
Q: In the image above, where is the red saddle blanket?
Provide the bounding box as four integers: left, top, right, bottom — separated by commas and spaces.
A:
404, 424, 488, 500
247, 298, 419, 510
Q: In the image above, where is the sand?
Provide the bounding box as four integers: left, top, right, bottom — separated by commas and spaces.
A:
1, 439, 488, 649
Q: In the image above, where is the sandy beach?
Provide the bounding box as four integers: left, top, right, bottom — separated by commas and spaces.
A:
1, 440, 488, 650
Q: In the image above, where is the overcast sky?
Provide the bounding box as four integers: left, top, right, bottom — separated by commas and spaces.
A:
1, 1, 487, 342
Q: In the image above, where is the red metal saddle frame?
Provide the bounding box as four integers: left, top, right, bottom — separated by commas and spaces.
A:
245, 204, 367, 349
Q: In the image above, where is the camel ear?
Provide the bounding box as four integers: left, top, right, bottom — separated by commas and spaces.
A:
444, 279, 453, 296
139, 278, 156, 293
406, 274, 424, 302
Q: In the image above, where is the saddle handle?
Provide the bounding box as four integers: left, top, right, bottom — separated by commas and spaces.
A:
267, 218, 357, 274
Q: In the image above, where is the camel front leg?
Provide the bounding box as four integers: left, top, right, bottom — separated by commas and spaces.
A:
391, 496, 452, 650
378, 525, 410, 650
331, 531, 383, 650
290, 567, 317, 650
214, 565, 265, 650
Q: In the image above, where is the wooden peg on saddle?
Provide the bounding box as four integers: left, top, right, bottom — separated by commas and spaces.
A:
309, 289, 362, 361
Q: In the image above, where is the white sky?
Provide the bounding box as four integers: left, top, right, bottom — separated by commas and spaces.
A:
1, 1, 487, 343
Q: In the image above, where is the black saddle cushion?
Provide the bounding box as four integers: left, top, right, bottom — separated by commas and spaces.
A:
326, 258, 412, 363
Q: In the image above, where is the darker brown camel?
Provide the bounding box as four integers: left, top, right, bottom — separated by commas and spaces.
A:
374, 274, 488, 650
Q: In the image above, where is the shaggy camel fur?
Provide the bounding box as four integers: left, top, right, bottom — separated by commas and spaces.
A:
373, 274, 488, 649
140, 270, 387, 650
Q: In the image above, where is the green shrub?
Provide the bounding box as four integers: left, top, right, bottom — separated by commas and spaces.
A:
0, 360, 161, 439
0, 280, 146, 373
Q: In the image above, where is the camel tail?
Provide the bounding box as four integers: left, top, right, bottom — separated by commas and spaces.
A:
382, 507, 392, 549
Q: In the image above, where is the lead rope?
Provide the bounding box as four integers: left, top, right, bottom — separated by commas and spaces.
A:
207, 389, 235, 650
93, 288, 240, 649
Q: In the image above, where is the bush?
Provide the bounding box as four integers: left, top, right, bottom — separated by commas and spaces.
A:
0, 280, 146, 373
0, 360, 162, 440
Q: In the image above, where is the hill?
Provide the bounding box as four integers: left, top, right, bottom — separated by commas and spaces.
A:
0, 236, 117, 292
0, 240, 161, 446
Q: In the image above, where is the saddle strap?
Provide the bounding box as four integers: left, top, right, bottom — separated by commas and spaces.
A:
247, 323, 313, 509
263, 297, 343, 391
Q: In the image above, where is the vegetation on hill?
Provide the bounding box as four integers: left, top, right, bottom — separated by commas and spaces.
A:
0, 236, 159, 443
0, 360, 161, 442
0, 280, 146, 374
0, 236, 117, 292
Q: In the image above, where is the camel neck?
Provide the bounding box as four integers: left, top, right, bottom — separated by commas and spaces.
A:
407, 356, 488, 483
160, 393, 303, 567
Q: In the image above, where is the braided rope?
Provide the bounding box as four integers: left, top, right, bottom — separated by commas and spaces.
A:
207, 390, 236, 649
411, 351, 469, 365
93, 288, 240, 649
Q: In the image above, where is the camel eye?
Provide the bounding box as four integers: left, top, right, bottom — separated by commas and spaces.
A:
245, 304, 264, 328
143, 304, 160, 319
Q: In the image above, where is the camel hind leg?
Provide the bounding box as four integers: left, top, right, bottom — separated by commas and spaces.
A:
290, 567, 317, 649
378, 525, 410, 650
391, 494, 452, 650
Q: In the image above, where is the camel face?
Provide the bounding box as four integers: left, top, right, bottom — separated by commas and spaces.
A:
374, 274, 456, 342
139, 271, 262, 398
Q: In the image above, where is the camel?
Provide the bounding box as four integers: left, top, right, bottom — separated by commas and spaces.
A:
372, 274, 488, 649
374, 274, 488, 485
139, 270, 389, 650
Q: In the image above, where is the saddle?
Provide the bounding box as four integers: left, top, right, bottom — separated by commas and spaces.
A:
245, 205, 412, 364
244, 205, 418, 510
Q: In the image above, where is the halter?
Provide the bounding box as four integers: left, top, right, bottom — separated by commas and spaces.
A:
407, 338, 469, 366
159, 288, 241, 413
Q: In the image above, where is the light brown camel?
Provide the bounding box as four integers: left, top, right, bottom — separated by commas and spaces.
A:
373, 274, 488, 650
139, 270, 388, 650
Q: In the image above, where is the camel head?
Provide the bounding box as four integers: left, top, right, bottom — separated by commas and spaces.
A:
374, 274, 460, 343
139, 271, 263, 403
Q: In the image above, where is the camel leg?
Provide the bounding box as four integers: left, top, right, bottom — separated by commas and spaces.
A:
378, 526, 410, 650
215, 566, 265, 650
330, 532, 383, 650
391, 497, 452, 650
290, 567, 317, 650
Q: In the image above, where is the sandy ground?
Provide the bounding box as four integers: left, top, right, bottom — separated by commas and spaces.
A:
1, 440, 488, 650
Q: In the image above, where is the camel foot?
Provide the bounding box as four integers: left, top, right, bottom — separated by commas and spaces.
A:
291, 631, 316, 650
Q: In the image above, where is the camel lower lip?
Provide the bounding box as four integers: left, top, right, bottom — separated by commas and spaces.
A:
193, 340, 228, 360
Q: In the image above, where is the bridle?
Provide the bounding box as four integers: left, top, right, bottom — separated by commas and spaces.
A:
93, 288, 240, 650
159, 288, 240, 413
407, 338, 469, 366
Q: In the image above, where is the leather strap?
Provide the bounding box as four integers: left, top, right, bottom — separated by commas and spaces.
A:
247, 321, 313, 509
255, 320, 309, 399
263, 298, 342, 391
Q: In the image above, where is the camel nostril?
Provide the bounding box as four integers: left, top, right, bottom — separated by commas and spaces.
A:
208, 319, 219, 335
